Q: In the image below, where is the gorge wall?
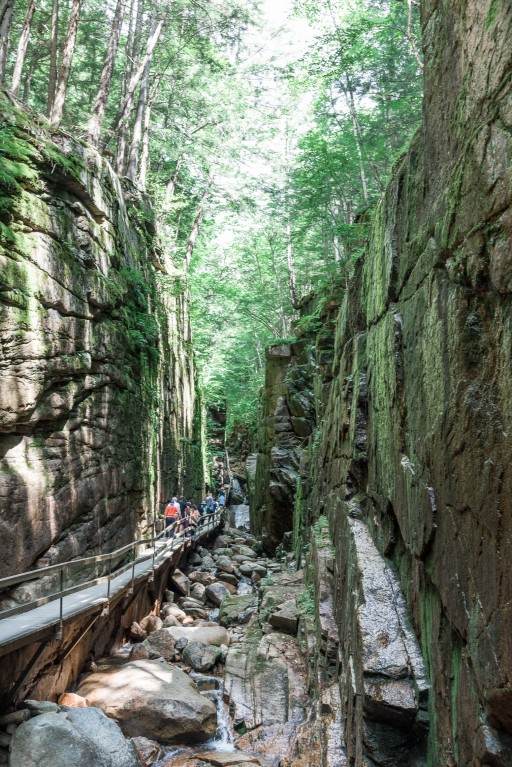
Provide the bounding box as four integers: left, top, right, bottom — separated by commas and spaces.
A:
0, 91, 205, 582
250, 1, 512, 765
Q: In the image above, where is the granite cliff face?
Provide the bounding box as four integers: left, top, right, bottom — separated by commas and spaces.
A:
0, 93, 204, 581
251, 1, 512, 764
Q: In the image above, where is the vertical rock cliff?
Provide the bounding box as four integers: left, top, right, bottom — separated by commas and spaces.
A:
0, 93, 204, 580
251, 2, 512, 764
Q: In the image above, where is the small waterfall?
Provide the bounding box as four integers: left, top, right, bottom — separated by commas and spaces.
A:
230, 503, 250, 530
191, 673, 235, 752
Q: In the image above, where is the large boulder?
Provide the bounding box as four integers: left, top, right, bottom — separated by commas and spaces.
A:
141, 628, 176, 661
77, 660, 216, 743
10, 709, 138, 767
189, 571, 217, 586
205, 582, 231, 606
268, 599, 299, 635
167, 625, 231, 647
183, 641, 222, 673
63, 707, 139, 767
171, 569, 190, 597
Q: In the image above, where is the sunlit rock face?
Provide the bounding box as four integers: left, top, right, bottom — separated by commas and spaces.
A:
0, 96, 204, 579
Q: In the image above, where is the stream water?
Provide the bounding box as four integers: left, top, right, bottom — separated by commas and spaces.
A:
230, 503, 250, 530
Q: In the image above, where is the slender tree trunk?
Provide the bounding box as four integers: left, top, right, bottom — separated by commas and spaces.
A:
138, 96, 152, 190
126, 58, 151, 182
184, 182, 211, 270
11, 0, 37, 97
343, 76, 384, 195
22, 43, 39, 102
46, 0, 59, 115
87, 0, 124, 145
0, 0, 14, 84
116, 0, 142, 172
406, 0, 423, 71
286, 215, 300, 309
102, 0, 172, 151
164, 156, 182, 209
49, 0, 82, 128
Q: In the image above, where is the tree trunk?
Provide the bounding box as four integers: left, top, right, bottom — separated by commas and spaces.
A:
87, 0, 124, 145
286, 215, 300, 309
49, 0, 82, 127
138, 96, 152, 190
343, 76, 384, 195
164, 156, 182, 209
184, 182, 211, 270
0, 0, 14, 84
102, 0, 172, 151
116, 0, 142, 173
22, 41, 40, 102
126, 57, 151, 182
11, 0, 37, 97
46, 0, 59, 115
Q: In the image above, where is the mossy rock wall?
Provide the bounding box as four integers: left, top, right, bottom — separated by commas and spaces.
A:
0, 93, 205, 579
254, 1, 512, 764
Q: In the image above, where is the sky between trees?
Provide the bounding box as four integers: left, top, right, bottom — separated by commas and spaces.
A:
0, 0, 423, 434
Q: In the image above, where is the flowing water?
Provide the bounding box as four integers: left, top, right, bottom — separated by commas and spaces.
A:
229, 503, 250, 530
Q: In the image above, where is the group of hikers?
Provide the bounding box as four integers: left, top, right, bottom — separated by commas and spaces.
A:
162, 491, 226, 538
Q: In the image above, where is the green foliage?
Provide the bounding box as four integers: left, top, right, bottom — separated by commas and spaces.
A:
297, 583, 315, 616
119, 268, 159, 358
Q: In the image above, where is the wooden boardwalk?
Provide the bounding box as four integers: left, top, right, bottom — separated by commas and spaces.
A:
0, 514, 221, 657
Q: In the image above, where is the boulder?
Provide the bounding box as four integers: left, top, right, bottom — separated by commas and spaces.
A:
64, 707, 139, 767
205, 582, 231, 606
163, 614, 182, 628
233, 546, 257, 559
215, 556, 235, 574
188, 552, 203, 566
141, 628, 176, 661
10, 713, 100, 767
189, 571, 217, 586
171, 569, 190, 597
129, 644, 150, 661
201, 555, 216, 569
179, 597, 205, 610
191, 583, 207, 603
129, 622, 147, 642
219, 595, 257, 627
268, 600, 299, 635
58, 693, 88, 708
0, 710, 30, 726
167, 625, 231, 647
139, 615, 163, 635
77, 660, 216, 743
183, 642, 222, 673
163, 590, 175, 603
130, 736, 162, 767
213, 535, 231, 549
23, 700, 60, 715
165, 605, 187, 621
183, 607, 209, 620
217, 572, 239, 587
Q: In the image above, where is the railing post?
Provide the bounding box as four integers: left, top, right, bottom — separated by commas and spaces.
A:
55, 566, 64, 640
130, 544, 136, 595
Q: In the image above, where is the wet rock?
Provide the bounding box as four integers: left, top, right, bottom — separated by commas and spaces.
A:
171, 569, 190, 597
201, 555, 216, 569
175, 636, 189, 652
205, 582, 231, 606
217, 572, 239, 586
167, 625, 231, 647
77, 660, 217, 743
216, 556, 235, 574
233, 546, 257, 560
141, 628, 176, 661
188, 552, 203, 566
183, 641, 222, 673
164, 605, 187, 622
58, 693, 88, 708
219, 595, 257, 627
195, 753, 262, 766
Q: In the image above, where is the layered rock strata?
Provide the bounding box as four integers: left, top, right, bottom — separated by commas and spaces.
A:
0, 92, 204, 581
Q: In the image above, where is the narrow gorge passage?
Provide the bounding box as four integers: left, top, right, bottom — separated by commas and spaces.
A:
1, 0, 512, 765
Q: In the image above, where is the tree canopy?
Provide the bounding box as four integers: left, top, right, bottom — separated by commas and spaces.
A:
0, 0, 423, 435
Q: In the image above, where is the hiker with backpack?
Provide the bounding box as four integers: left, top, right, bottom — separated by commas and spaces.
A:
164, 498, 181, 538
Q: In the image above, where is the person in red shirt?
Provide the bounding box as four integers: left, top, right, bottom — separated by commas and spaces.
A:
164, 498, 181, 538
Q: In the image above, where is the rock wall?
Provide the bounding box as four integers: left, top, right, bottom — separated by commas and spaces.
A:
254, 2, 512, 764
0, 92, 205, 581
